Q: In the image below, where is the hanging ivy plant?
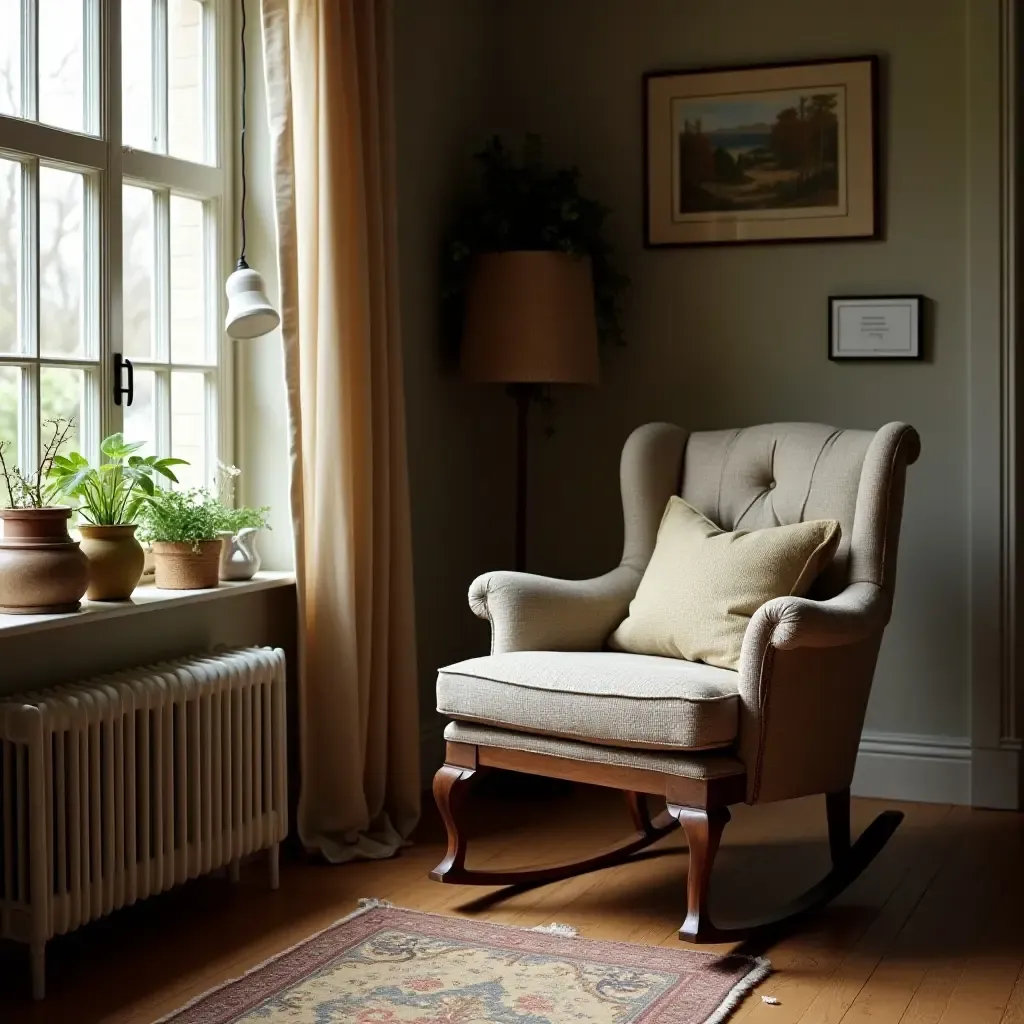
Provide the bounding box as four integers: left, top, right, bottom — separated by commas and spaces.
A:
443, 136, 628, 350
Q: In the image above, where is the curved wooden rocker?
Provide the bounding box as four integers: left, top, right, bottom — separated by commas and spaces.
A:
429, 766, 680, 887
428, 742, 903, 944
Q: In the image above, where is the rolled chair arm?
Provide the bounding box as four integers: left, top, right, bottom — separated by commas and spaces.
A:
469, 565, 641, 654
742, 581, 892, 656
737, 581, 892, 804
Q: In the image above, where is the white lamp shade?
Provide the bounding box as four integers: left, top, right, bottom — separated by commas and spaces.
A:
225, 264, 281, 340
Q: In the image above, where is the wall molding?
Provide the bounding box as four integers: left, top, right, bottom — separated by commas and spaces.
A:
965, 0, 1020, 808
853, 731, 972, 805
854, 730, 1020, 808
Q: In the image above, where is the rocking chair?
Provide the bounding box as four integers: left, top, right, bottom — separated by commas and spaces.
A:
429, 421, 920, 942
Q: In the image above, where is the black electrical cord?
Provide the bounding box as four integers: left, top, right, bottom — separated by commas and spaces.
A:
237, 0, 248, 269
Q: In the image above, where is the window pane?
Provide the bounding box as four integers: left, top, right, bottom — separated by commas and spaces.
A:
171, 371, 206, 488
40, 367, 83, 455
124, 368, 156, 459
40, 167, 84, 358
122, 185, 154, 359
39, 0, 85, 133
168, 0, 206, 163
0, 365, 19, 463
0, 1, 20, 118
122, 0, 154, 150
170, 195, 206, 362
0, 157, 20, 354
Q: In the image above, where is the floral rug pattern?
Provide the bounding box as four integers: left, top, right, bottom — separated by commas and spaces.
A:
162, 904, 769, 1024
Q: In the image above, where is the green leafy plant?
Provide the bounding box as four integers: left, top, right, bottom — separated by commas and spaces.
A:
216, 504, 270, 533
46, 434, 187, 526
137, 488, 224, 549
444, 135, 628, 347
213, 462, 270, 533
0, 417, 76, 509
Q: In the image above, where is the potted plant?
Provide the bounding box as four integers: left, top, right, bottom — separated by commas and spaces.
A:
137, 488, 225, 590
0, 418, 90, 614
213, 463, 270, 581
443, 135, 628, 354
47, 434, 187, 600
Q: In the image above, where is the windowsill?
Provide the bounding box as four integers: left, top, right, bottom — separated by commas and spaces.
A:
0, 571, 296, 639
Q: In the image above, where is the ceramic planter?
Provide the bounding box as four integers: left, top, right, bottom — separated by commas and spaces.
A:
0, 507, 90, 614
218, 527, 261, 581
151, 540, 223, 590
78, 524, 146, 601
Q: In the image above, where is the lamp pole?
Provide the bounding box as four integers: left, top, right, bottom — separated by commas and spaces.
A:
513, 384, 531, 572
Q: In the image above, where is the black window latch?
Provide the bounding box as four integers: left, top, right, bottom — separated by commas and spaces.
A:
113, 353, 134, 407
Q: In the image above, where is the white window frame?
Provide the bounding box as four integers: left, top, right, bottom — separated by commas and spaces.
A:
0, 0, 233, 482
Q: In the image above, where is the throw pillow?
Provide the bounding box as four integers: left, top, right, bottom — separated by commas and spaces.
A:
608, 497, 840, 670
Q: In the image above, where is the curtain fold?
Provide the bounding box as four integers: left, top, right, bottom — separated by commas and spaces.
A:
261, 0, 420, 862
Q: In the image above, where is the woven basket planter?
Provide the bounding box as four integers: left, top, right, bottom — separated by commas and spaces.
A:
151, 540, 223, 590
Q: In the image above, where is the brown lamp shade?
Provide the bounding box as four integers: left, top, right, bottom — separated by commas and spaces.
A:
461, 251, 600, 384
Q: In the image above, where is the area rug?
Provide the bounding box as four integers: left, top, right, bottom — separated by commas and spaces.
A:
159, 899, 770, 1023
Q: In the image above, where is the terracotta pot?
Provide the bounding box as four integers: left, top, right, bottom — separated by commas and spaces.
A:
0, 507, 90, 614
218, 528, 262, 581
151, 540, 223, 590
78, 524, 146, 601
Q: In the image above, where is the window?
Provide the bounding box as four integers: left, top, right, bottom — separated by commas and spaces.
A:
0, 0, 231, 489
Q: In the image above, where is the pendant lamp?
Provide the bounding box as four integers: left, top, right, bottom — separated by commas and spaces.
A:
224, 0, 280, 340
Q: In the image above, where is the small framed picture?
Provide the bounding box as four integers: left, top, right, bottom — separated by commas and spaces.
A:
828, 295, 923, 361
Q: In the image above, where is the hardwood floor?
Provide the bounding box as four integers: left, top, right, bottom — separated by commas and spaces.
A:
1, 782, 1023, 1023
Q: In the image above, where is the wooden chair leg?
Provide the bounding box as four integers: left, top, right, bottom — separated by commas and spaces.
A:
826, 788, 852, 866
666, 792, 902, 944
669, 804, 731, 943
625, 791, 655, 832
429, 764, 477, 881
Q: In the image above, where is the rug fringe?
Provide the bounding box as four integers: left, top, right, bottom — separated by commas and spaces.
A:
704, 956, 772, 1024
528, 922, 579, 937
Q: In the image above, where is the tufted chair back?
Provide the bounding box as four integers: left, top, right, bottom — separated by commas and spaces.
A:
678, 423, 920, 599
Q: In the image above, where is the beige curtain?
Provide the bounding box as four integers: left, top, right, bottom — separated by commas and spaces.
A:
261, 0, 420, 862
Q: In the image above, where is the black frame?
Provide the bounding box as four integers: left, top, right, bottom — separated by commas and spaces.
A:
827, 294, 924, 362
643, 56, 882, 249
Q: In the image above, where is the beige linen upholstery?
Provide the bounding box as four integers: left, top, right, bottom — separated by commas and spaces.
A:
438, 650, 739, 751
609, 497, 840, 669
456, 421, 920, 805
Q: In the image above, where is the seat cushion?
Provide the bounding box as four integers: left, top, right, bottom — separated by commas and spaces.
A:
436, 650, 739, 751
609, 496, 840, 670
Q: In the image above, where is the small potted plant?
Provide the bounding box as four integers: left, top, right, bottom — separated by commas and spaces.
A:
47, 434, 187, 600
214, 463, 270, 581
137, 488, 225, 590
0, 418, 90, 614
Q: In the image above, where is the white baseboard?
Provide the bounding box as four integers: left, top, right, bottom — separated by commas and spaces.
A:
853, 731, 972, 805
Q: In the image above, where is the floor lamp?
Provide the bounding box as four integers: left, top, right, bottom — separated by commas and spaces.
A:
461, 251, 600, 571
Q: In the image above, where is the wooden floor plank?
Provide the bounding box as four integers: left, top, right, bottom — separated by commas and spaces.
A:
790, 805, 962, 1024
732, 801, 956, 1023
999, 963, 1024, 1024
0, 785, 1017, 1024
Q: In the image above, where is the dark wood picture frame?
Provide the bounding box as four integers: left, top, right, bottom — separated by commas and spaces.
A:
644, 56, 881, 249
828, 294, 924, 361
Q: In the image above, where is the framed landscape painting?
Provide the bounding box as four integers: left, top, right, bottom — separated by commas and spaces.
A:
644, 57, 879, 247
